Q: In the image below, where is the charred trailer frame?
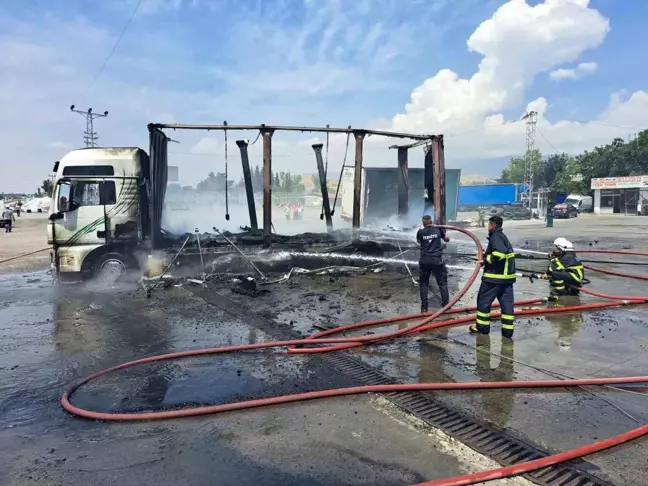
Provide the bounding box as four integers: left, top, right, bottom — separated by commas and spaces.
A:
148, 123, 439, 247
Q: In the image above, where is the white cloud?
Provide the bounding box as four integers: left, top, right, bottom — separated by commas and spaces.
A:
549, 61, 598, 81
380, 0, 647, 167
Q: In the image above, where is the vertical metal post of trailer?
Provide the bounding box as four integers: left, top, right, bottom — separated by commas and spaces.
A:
236, 140, 258, 230
312, 144, 333, 231
423, 144, 434, 216
431, 136, 446, 225
352, 130, 365, 231
397, 147, 409, 219
261, 128, 274, 248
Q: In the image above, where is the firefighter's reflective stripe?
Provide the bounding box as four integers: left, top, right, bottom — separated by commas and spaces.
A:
483, 252, 516, 280
571, 265, 584, 282
550, 257, 584, 285
501, 313, 515, 331
552, 279, 566, 291
490, 250, 512, 260
483, 272, 517, 280
476, 311, 491, 326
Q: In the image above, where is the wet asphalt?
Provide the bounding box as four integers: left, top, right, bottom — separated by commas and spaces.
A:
268, 216, 648, 485
0, 270, 496, 485
1, 214, 647, 485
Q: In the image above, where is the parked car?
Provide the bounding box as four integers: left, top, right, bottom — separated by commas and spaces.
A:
552, 203, 579, 219
564, 194, 593, 213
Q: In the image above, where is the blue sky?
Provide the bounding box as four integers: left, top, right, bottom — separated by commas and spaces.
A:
0, 0, 647, 192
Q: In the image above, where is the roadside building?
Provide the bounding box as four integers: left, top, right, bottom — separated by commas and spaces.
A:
591, 175, 648, 215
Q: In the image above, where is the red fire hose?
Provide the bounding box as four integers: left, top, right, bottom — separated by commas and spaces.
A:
583, 263, 648, 281
61, 230, 648, 486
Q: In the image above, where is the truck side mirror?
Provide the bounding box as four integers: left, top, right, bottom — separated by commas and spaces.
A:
57, 181, 72, 213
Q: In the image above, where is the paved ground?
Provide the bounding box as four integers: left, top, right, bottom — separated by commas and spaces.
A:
248, 214, 648, 485
0, 267, 527, 485
0, 213, 50, 272
2, 213, 647, 485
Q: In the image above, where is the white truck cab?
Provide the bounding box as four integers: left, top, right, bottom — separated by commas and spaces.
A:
48, 147, 150, 282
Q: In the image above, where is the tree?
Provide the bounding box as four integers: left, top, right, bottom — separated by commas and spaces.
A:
312, 173, 321, 193
196, 172, 234, 192
41, 179, 54, 197
496, 129, 648, 195
293, 174, 305, 194
499, 156, 525, 184
252, 165, 262, 193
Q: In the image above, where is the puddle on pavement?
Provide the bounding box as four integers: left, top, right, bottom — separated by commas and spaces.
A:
75, 349, 314, 413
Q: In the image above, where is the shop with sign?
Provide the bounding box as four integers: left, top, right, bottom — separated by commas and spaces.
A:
591, 176, 648, 215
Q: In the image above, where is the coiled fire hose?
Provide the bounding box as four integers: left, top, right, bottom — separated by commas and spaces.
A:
61, 227, 648, 486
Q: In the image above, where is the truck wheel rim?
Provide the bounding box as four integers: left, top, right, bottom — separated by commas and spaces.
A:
100, 260, 126, 282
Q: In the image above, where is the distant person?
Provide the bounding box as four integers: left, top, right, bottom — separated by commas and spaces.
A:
292, 204, 299, 221
298, 204, 304, 220
544, 238, 585, 299
470, 216, 516, 339
416, 215, 450, 313
284, 205, 291, 222
3, 207, 16, 233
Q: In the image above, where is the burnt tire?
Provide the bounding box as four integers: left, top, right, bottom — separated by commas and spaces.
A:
92, 252, 129, 283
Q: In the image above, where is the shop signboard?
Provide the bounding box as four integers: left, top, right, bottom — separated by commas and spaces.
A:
591, 175, 648, 190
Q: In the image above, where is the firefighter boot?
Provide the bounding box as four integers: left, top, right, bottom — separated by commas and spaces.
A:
469, 324, 490, 335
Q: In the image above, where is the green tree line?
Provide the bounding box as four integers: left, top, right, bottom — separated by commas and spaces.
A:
196, 166, 306, 194
500, 129, 648, 194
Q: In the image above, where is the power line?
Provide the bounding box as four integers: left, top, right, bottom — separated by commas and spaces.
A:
569, 120, 646, 130
535, 126, 560, 154
82, 0, 144, 95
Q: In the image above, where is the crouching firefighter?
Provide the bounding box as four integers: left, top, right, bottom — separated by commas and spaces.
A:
416, 215, 450, 313
470, 216, 516, 339
545, 238, 585, 298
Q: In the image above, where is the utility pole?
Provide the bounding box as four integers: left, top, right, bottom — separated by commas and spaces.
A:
70, 105, 109, 147
521, 110, 538, 209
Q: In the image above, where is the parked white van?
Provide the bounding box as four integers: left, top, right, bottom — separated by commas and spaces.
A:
564, 194, 593, 213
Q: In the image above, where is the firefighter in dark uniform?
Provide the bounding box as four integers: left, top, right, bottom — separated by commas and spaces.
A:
416, 215, 450, 313
470, 216, 516, 339
544, 237, 585, 298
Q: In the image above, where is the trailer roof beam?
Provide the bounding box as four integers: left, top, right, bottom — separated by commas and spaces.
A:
148, 123, 439, 141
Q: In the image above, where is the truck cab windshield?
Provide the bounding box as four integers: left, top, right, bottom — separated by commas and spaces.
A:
58, 180, 116, 212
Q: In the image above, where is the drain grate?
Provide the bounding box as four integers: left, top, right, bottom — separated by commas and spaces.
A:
324, 352, 612, 486
193, 288, 613, 486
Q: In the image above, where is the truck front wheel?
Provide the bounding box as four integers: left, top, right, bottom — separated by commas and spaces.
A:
93, 252, 129, 283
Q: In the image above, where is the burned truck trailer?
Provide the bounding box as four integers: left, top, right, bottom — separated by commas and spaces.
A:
48, 124, 445, 282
